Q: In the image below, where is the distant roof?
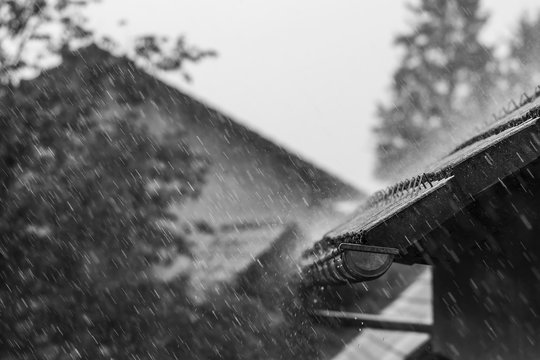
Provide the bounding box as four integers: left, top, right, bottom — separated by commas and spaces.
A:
15, 45, 364, 293
57, 45, 362, 203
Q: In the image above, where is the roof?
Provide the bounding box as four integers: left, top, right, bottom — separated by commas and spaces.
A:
303, 90, 540, 359
15, 45, 364, 296
310, 92, 540, 265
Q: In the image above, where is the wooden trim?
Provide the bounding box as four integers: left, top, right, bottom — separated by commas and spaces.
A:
312, 309, 432, 333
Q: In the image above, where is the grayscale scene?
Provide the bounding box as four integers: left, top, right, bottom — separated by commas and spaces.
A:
2, 1, 540, 359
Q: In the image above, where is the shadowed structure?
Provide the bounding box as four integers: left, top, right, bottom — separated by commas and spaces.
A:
19, 45, 363, 292
304, 91, 540, 359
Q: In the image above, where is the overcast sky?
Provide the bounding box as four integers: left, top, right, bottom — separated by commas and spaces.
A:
88, 0, 540, 193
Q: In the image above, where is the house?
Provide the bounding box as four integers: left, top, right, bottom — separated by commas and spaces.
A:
305, 88, 540, 359
23, 45, 363, 298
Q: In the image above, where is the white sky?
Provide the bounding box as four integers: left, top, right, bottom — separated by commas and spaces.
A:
87, 0, 540, 193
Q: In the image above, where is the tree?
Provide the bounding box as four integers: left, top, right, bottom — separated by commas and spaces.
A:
0, 3, 326, 359
0, 0, 216, 86
0, 2, 214, 358
503, 12, 540, 98
375, 0, 496, 177
0, 0, 216, 216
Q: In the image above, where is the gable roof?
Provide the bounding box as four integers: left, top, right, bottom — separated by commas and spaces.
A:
15, 44, 364, 292
63, 45, 362, 207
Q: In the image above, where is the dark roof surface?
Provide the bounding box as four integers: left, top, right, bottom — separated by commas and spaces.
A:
313, 94, 540, 263
28, 45, 362, 208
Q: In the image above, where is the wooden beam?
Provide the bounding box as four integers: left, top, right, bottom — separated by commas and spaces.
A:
312, 309, 432, 334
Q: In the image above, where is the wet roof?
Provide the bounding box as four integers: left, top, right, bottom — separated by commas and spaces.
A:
314, 95, 540, 263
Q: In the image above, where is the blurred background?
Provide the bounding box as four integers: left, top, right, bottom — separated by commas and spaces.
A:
2, 0, 540, 359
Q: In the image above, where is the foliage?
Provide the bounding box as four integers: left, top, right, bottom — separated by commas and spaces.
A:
161, 282, 321, 360
503, 12, 540, 97
0, 2, 345, 359
0, 3, 217, 357
0, 33, 320, 360
0, 51, 209, 358
375, 0, 496, 177
0, 0, 216, 86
